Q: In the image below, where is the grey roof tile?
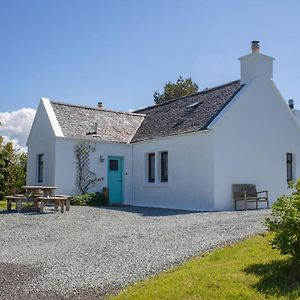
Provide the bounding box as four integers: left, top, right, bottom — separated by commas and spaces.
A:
131, 80, 244, 142
50, 80, 244, 144
51, 102, 145, 143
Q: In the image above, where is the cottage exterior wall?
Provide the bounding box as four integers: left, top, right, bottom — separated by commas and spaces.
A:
54, 138, 132, 202
131, 131, 215, 211
26, 101, 56, 186
211, 78, 300, 210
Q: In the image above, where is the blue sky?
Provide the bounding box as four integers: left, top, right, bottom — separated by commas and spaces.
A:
0, 0, 300, 113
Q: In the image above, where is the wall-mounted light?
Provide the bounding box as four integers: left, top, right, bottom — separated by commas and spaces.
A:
99, 155, 105, 163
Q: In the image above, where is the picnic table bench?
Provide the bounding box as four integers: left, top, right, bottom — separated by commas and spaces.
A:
38, 196, 70, 213
5, 186, 72, 213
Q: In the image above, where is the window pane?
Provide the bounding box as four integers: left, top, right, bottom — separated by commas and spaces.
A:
287, 153, 293, 182
109, 159, 118, 171
161, 152, 168, 182
148, 153, 155, 182
38, 154, 43, 183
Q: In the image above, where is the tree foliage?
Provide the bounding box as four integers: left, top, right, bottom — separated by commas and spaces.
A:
0, 135, 27, 199
153, 76, 199, 104
265, 180, 300, 264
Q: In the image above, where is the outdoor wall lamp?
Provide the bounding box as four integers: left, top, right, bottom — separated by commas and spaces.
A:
99, 155, 105, 163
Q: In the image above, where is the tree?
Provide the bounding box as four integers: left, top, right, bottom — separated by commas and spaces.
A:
153, 76, 199, 104
0, 136, 27, 199
265, 180, 300, 264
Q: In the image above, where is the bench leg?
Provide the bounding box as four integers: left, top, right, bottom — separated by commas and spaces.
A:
244, 199, 247, 210
16, 200, 22, 213
7, 199, 12, 211
40, 200, 45, 213
60, 200, 64, 213
66, 199, 70, 211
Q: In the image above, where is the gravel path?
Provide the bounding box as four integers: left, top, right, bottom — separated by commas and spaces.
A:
0, 206, 270, 299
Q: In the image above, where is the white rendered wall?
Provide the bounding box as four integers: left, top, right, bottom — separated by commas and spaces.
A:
292, 109, 300, 124
131, 131, 214, 211
54, 138, 132, 202
26, 101, 56, 186
239, 52, 274, 85
211, 78, 300, 210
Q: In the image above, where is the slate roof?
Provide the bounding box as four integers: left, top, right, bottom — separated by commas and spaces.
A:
131, 80, 244, 143
51, 102, 145, 143
50, 80, 244, 144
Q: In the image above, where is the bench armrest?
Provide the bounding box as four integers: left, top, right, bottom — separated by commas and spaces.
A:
257, 191, 268, 198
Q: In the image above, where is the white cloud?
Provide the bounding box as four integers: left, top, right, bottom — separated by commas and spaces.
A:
0, 108, 36, 152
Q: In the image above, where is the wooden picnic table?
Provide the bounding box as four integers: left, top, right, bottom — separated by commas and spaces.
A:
5, 186, 71, 213
21, 185, 58, 197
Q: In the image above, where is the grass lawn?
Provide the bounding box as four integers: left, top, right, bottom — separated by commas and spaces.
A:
108, 234, 300, 300
0, 200, 9, 210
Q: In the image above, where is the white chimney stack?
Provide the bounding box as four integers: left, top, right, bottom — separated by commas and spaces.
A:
239, 41, 275, 85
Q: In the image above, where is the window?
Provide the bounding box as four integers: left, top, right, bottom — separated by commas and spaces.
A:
160, 152, 168, 182
287, 153, 293, 182
109, 159, 118, 171
37, 154, 44, 183
148, 153, 155, 182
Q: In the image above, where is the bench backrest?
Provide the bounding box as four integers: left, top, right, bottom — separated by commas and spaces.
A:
232, 184, 257, 199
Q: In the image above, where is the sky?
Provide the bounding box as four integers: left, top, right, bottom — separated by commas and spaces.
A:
0, 0, 300, 150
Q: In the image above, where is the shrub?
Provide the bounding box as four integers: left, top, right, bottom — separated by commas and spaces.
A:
71, 192, 108, 206
265, 180, 300, 264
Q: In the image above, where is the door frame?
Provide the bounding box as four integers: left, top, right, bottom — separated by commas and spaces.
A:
107, 156, 124, 204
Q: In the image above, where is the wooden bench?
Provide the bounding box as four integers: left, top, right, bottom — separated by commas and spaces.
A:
5, 194, 71, 213
5, 195, 37, 212
232, 184, 269, 210
38, 196, 70, 213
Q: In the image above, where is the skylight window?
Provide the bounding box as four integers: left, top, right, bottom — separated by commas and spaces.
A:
186, 102, 200, 109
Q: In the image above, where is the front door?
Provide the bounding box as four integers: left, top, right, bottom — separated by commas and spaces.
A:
107, 156, 123, 204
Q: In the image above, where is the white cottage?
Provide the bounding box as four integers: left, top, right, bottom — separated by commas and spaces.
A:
26, 42, 300, 211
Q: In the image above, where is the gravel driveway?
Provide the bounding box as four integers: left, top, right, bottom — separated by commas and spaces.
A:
0, 206, 270, 300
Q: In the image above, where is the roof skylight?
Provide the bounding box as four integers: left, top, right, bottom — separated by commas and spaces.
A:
186, 102, 200, 109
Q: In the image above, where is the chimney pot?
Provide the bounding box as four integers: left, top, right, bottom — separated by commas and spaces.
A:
251, 40, 260, 53
288, 99, 294, 110
98, 101, 103, 109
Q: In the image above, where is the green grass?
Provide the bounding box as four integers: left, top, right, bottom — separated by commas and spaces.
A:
0, 200, 9, 210
107, 234, 300, 300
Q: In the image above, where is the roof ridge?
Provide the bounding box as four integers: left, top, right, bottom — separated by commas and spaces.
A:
133, 79, 240, 112
50, 101, 146, 117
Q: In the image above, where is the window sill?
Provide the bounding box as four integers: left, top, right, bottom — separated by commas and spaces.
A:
143, 182, 170, 188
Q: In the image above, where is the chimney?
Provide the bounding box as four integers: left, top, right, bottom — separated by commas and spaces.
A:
94, 122, 98, 134
251, 40, 260, 53
288, 99, 294, 110
98, 101, 103, 109
239, 41, 275, 84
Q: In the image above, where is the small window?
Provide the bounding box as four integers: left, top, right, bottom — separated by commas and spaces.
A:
37, 154, 44, 183
148, 153, 155, 182
161, 152, 168, 182
287, 153, 293, 182
109, 159, 118, 171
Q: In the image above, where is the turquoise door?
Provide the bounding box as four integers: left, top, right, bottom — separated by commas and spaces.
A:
107, 156, 123, 204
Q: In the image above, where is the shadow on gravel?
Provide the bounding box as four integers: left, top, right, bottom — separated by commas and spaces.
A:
97, 205, 197, 217
0, 207, 61, 215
